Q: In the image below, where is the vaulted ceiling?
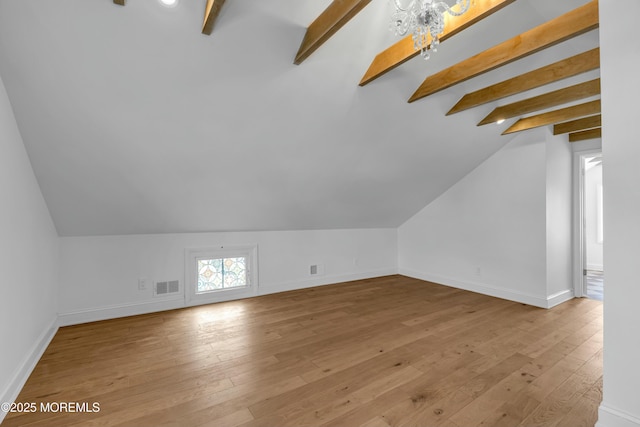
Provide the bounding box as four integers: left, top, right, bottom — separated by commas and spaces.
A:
0, 0, 599, 236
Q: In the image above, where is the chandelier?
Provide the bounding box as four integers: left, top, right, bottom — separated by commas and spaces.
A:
390, 0, 471, 60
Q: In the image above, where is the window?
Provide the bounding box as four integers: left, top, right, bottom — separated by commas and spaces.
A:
186, 245, 258, 306
197, 257, 247, 293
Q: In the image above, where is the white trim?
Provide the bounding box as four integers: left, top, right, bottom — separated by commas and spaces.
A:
59, 268, 396, 326
0, 316, 58, 425
399, 268, 551, 308
58, 297, 184, 326
546, 289, 574, 308
573, 148, 603, 298
400, 268, 574, 309
58, 267, 396, 326
258, 268, 398, 295
184, 244, 259, 306
597, 404, 640, 427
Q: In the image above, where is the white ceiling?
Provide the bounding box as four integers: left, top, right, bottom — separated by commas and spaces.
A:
0, 0, 597, 236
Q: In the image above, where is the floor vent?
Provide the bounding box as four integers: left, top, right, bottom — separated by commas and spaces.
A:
155, 280, 180, 296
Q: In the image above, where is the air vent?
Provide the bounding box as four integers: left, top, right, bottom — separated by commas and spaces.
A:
168, 280, 179, 293
309, 264, 324, 276
155, 280, 180, 296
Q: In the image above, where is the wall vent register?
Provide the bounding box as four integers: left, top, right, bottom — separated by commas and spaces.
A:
155, 280, 180, 296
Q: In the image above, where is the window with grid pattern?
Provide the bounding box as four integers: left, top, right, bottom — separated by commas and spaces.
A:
196, 256, 247, 293
186, 245, 258, 306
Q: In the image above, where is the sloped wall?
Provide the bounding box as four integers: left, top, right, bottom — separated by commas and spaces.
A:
398, 129, 573, 308
0, 74, 59, 419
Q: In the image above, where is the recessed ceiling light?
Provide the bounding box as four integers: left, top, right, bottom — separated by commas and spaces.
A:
159, 0, 178, 8
496, 119, 505, 125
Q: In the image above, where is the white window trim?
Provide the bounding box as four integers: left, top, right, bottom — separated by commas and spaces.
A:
184, 244, 258, 306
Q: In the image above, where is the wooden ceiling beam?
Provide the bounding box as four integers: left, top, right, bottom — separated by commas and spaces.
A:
448, 48, 600, 115
408, 0, 599, 103
359, 0, 516, 86
113, 0, 125, 5
478, 78, 600, 126
570, 127, 602, 142
554, 114, 602, 135
294, 0, 372, 65
502, 99, 601, 135
202, 0, 226, 35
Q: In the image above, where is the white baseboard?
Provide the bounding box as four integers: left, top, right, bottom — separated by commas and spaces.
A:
546, 289, 575, 308
58, 269, 398, 326
0, 316, 58, 425
58, 297, 185, 327
258, 268, 398, 296
398, 268, 552, 308
597, 404, 640, 427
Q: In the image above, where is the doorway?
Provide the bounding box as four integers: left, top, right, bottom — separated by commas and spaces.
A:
574, 150, 603, 300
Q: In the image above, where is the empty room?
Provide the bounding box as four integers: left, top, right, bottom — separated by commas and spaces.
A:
0, 0, 638, 426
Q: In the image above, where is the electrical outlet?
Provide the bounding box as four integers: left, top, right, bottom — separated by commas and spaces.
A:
138, 278, 148, 291
475, 267, 482, 277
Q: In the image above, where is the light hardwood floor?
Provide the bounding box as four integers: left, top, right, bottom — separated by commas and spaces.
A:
3, 275, 603, 427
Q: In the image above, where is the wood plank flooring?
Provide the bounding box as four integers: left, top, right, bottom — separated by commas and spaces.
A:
2, 275, 603, 427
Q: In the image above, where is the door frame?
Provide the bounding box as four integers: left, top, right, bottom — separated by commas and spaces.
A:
573, 148, 602, 298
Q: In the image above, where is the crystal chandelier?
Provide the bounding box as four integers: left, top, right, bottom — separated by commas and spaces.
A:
390, 0, 471, 60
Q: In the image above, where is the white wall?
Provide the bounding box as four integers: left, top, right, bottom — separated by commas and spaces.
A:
585, 162, 603, 271
58, 228, 397, 325
398, 129, 574, 308
398, 131, 549, 307
545, 130, 573, 297
0, 74, 59, 419
597, 1, 640, 425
